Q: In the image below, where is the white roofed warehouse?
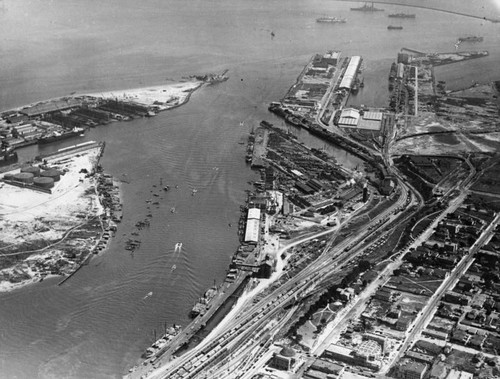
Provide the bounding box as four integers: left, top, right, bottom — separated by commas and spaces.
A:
339, 56, 361, 90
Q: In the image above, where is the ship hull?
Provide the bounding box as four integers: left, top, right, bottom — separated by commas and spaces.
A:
38, 130, 82, 144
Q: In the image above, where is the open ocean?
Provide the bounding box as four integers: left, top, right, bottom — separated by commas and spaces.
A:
0, 1, 499, 378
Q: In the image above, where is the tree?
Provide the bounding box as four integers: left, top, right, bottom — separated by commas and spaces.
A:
358, 260, 371, 272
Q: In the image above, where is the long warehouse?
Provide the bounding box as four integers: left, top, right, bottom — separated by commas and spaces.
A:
339, 56, 362, 90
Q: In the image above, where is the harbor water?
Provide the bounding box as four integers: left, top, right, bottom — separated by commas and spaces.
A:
0, 0, 499, 378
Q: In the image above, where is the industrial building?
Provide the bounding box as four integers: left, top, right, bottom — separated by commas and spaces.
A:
338, 108, 360, 127
337, 108, 384, 131
244, 207, 261, 243
19, 98, 83, 118
396, 360, 428, 379
323, 343, 381, 370
339, 56, 361, 90
271, 347, 296, 371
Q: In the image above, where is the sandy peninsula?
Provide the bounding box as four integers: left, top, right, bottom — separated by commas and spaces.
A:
0, 142, 112, 292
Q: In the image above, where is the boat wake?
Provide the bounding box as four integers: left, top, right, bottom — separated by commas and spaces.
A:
174, 242, 182, 253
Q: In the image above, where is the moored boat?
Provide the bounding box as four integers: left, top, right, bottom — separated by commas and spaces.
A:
351, 2, 384, 11
38, 127, 85, 144
316, 16, 347, 23
388, 13, 415, 18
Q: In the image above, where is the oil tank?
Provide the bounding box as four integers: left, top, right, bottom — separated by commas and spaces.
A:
21, 166, 41, 177
33, 176, 55, 189
3, 173, 15, 181
40, 169, 60, 182
13, 172, 34, 184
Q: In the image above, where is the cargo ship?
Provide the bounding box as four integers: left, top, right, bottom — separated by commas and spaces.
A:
0, 144, 18, 166
316, 16, 347, 23
387, 25, 403, 30
458, 36, 483, 43
351, 2, 384, 11
388, 13, 415, 18
189, 286, 218, 318
38, 127, 85, 144
143, 324, 182, 359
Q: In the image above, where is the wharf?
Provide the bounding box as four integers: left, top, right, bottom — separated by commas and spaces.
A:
57, 253, 91, 285
126, 273, 250, 378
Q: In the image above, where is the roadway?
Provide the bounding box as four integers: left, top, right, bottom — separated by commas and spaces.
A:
150, 168, 414, 378
382, 211, 500, 373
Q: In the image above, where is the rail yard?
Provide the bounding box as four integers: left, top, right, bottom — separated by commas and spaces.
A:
128, 45, 500, 379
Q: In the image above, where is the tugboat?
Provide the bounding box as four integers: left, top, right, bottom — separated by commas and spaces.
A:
351, 80, 359, 94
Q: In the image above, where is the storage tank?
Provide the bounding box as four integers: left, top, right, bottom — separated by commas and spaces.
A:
13, 172, 34, 184
33, 176, 55, 189
40, 169, 60, 182
21, 166, 41, 177
3, 173, 15, 181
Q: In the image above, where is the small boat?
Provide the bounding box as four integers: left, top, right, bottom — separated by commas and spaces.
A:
174, 242, 182, 252
388, 13, 415, 18
458, 36, 483, 43
316, 16, 347, 23
387, 25, 403, 30
143, 291, 153, 299
163, 186, 170, 191
171, 207, 176, 213
192, 189, 197, 196
171, 264, 176, 271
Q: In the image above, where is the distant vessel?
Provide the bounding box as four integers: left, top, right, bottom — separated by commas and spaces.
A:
171, 264, 176, 271
351, 2, 384, 11
190, 286, 218, 318
0, 144, 18, 166
143, 291, 153, 300
142, 324, 182, 359
458, 36, 483, 43
174, 242, 182, 252
316, 16, 347, 23
37, 127, 85, 144
170, 206, 176, 213
387, 25, 403, 30
191, 189, 197, 196
388, 13, 415, 18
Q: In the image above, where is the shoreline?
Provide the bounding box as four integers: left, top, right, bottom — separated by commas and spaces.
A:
0, 142, 118, 293
0, 81, 203, 115
0, 77, 219, 293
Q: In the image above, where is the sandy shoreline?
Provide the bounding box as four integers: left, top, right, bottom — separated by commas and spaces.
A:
2, 81, 203, 116
0, 79, 209, 292
0, 144, 109, 293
